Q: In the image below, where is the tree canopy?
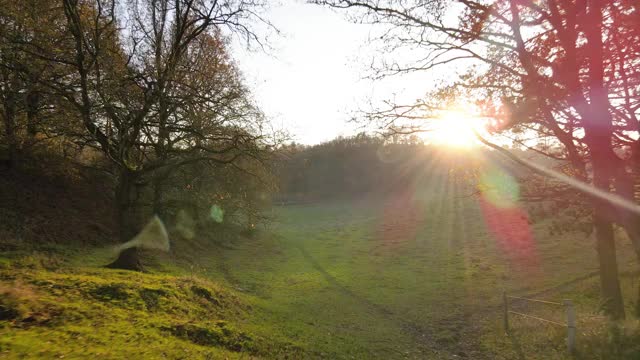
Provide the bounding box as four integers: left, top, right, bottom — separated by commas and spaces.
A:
0, 0, 282, 270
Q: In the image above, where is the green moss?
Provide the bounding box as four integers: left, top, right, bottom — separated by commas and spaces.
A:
163, 321, 254, 352
0, 261, 302, 359
190, 284, 220, 306
89, 283, 131, 302
139, 287, 168, 310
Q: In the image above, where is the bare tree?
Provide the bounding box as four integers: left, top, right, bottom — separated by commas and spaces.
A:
316, 0, 640, 319
58, 0, 276, 270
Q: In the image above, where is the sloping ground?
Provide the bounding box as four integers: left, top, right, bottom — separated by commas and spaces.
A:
2, 166, 640, 359
0, 170, 306, 359
0, 259, 304, 359
0, 169, 116, 248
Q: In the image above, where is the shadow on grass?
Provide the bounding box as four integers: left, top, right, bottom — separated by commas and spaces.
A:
296, 244, 394, 317
506, 331, 527, 360
295, 243, 483, 357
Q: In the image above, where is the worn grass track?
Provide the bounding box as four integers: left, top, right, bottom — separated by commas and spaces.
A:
201, 171, 639, 359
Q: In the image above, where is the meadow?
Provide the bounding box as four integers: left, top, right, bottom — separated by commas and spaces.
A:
198, 170, 639, 359
1, 169, 639, 359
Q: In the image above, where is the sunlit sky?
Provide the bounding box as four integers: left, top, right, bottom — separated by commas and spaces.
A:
231, 1, 435, 145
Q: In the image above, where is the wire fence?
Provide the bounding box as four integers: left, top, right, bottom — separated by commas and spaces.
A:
503, 292, 576, 353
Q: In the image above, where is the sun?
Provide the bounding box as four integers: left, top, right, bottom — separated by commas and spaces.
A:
429, 109, 482, 148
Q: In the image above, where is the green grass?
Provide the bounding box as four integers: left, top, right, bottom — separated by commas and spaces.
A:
0, 256, 305, 359
1, 171, 640, 358
195, 174, 639, 359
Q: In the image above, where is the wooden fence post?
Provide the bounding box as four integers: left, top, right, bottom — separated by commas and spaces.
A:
564, 299, 576, 353
503, 291, 509, 333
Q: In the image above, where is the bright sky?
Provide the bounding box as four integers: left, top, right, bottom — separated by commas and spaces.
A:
232, 1, 432, 145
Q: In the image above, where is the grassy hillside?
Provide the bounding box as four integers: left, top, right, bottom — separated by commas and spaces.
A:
1, 169, 640, 359
0, 171, 305, 359
0, 264, 284, 359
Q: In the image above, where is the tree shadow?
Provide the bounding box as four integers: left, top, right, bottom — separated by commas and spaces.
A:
296, 243, 394, 317
506, 331, 527, 360
295, 243, 483, 358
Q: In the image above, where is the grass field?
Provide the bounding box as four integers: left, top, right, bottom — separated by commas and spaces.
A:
198, 171, 639, 359
1, 169, 639, 359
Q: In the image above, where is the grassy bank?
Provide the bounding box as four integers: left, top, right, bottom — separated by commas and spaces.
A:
0, 256, 305, 359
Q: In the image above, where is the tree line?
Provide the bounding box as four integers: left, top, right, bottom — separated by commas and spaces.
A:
275, 133, 487, 202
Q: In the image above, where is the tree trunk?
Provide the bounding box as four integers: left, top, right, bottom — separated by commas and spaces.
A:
106, 247, 141, 271
593, 208, 625, 319
25, 88, 39, 138
591, 151, 626, 319
617, 196, 640, 318
615, 145, 640, 315
152, 172, 166, 217
2, 92, 18, 169
580, 0, 625, 319
107, 169, 143, 271
615, 174, 640, 263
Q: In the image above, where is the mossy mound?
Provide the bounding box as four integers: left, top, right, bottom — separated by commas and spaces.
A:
0, 262, 302, 359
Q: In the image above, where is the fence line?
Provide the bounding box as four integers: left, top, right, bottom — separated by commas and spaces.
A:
507, 311, 566, 327
503, 292, 576, 353
505, 295, 563, 306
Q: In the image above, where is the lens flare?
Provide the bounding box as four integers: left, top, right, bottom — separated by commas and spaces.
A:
477, 168, 539, 272
210, 205, 225, 223
116, 215, 170, 253
479, 169, 520, 208
377, 189, 422, 249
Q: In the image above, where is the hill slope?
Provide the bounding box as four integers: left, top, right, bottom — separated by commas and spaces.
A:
0, 170, 305, 359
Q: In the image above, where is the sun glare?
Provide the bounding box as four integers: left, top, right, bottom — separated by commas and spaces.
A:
429, 110, 482, 148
